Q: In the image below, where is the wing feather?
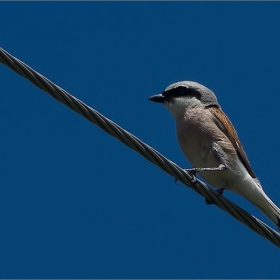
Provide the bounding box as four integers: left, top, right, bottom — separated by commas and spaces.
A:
208, 106, 257, 179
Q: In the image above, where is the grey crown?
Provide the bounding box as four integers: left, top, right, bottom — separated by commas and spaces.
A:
165, 81, 220, 108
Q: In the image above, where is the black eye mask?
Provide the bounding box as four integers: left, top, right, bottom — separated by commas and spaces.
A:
162, 86, 202, 100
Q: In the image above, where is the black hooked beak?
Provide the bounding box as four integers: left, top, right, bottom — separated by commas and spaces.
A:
148, 93, 166, 103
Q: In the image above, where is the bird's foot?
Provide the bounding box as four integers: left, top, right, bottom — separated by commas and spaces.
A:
175, 168, 198, 185
205, 188, 224, 205
185, 168, 198, 183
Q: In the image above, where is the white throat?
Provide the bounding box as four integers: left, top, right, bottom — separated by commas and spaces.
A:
165, 96, 202, 118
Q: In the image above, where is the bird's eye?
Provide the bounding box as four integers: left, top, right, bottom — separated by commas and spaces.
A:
176, 87, 186, 96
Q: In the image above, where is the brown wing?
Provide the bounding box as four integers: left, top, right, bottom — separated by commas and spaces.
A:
208, 106, 257, 179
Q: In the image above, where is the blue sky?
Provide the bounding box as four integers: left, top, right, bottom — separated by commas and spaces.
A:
1, 2, 280, 278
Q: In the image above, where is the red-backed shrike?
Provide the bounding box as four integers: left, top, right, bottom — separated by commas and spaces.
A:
149, 81, 280, 230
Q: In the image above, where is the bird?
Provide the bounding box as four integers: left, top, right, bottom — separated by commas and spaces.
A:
149, 81, 280, 230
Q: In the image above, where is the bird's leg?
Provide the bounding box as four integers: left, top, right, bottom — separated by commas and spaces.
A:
175, 149, 227, 186
174, 162, 227, 205
203, 149, 228, 204
190, 164, 227, 173
175, 164, 227, 184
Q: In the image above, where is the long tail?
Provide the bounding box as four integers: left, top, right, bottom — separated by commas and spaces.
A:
240, 182, 280, 230
253, 188, 280, 230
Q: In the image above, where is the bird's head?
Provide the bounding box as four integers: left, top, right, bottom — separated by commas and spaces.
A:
149, 81, 219, 118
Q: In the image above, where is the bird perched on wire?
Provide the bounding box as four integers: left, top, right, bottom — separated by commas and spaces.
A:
149, 81, 280, 230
